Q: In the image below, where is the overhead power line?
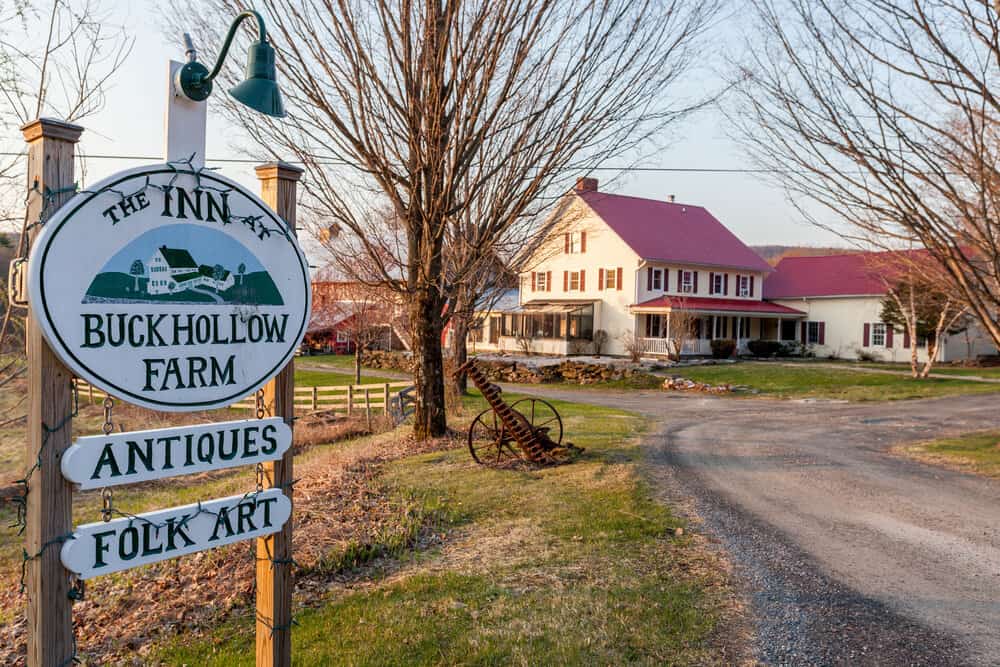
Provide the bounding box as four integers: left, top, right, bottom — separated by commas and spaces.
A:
0, 151, 796, 174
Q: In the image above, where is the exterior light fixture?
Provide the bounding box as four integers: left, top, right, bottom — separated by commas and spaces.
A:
176, 9, 285, 118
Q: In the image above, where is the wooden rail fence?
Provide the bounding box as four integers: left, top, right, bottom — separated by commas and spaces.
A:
75, 380, 414, 418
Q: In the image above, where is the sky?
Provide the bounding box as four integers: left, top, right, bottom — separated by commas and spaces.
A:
52, 2, 846, 264
100, 224, 266, 276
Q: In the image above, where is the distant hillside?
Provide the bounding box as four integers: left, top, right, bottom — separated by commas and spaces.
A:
752, 245, 855, 266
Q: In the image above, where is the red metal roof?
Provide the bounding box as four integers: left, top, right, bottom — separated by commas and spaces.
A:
631, 296, 805, 315
578, 191, 772, 272
764, 252, 918, 299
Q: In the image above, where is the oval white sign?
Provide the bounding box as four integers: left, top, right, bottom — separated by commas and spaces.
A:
28, 164, 311, 411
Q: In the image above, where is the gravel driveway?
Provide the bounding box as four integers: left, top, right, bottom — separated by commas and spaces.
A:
508, 386, 1000, 666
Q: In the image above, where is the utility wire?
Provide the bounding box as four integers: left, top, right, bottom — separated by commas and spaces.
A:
0, 151, 800, 174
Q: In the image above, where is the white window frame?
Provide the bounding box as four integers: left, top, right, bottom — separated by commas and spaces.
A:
680, 270, 694, 293
569, 271, 581, 291
535, 272, 548, 291
604, 268, 617, 290
651, 268, 663, 291
807, 321, 820, 344
712, 273, 724, 295
336, 330, 350, 343
737, 275, 750, 297
568, 232, 581, 254
871, 322, 886, 346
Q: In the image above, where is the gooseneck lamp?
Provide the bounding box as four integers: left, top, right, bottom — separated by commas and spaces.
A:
176, 9, 286, 118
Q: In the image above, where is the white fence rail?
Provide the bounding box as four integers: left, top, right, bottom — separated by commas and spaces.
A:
76, 380, 413, 417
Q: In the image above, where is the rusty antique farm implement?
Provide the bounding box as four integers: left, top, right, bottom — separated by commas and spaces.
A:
457, 359, 581, 466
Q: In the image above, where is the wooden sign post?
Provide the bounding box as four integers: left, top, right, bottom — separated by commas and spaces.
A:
22, 118, 83, 667
255, 162, 302, 667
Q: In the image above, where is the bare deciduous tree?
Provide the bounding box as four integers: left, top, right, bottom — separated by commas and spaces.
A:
667, 302, 699, 362
733, 0, 1000, 349
0, 0, 130, 393
869, 252, 968, 378
172, 0, 718, 439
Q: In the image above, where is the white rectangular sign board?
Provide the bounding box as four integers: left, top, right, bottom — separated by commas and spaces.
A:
61, 488, 291, 579
62, 418, 291, 490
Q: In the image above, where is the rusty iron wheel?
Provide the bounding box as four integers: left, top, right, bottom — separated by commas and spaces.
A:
509, 397, 563, 446
468, 408, 519, 465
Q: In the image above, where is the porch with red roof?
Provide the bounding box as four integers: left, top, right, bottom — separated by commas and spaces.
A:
628, 296, 805, 357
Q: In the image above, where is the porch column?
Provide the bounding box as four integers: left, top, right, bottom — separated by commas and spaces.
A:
778, 317, 783, 341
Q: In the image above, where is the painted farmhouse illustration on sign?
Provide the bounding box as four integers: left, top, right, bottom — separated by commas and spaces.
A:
147, 245, 236, 295
469, 179, 996, 361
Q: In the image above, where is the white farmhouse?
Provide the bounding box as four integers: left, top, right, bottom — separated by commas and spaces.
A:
470, 178, 807, 357
765, 253, 996, 362
147, 246, 236, 296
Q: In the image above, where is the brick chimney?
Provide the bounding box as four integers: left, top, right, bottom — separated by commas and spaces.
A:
575, 177, 598, 193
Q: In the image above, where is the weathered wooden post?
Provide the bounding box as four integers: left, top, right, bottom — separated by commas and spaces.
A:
364, 387, 372, 429
255, 161, 302, 667
383, 383, 390, 416
22, 118, 83, 667
311, 385, 318, 412
347, 384, 354, 416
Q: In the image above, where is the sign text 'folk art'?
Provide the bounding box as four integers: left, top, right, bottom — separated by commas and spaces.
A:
61, 488, 292, 579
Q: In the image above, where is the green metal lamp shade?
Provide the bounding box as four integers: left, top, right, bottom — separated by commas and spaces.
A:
229, 40, 285, 118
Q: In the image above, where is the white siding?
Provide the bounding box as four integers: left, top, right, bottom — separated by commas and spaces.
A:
519, 198, 640, 355
771, 296, 996, 362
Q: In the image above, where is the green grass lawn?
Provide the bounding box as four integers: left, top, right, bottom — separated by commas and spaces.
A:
898, 431, 1000, 479
156, 396, 731, 665
676, 362, 1000, 401
294, 366, 401, 387
855, 362, 1000, 378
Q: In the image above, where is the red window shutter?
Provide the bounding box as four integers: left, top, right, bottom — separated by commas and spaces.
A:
863, 323, 870, 347
800, 321, 807, 343
750, 276, 755, 297
818, 322, 825, 344
563, 271, 568, 291
647, 267, 653, 290
580, 269, 585, 291
903, 330, 911, 348
531, 272, 537, 292
724, 274, 729, 295
546, 271, 552, 292
564, 233, 570, 253
886, 327, 893, 348
598, 269, 604, 290
580, 231, 587, 253
693, 271, 699, 293
617, 267, 623, 291
709, 272, 715, 294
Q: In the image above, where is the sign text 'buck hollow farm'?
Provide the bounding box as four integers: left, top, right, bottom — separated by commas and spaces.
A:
28, 165, 311, 411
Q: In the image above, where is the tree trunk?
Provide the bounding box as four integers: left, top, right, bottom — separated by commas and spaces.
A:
909, 322, 919, 378
451, 316, 470, 395
354, 344, 362, 385
410, 290, 447, 440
